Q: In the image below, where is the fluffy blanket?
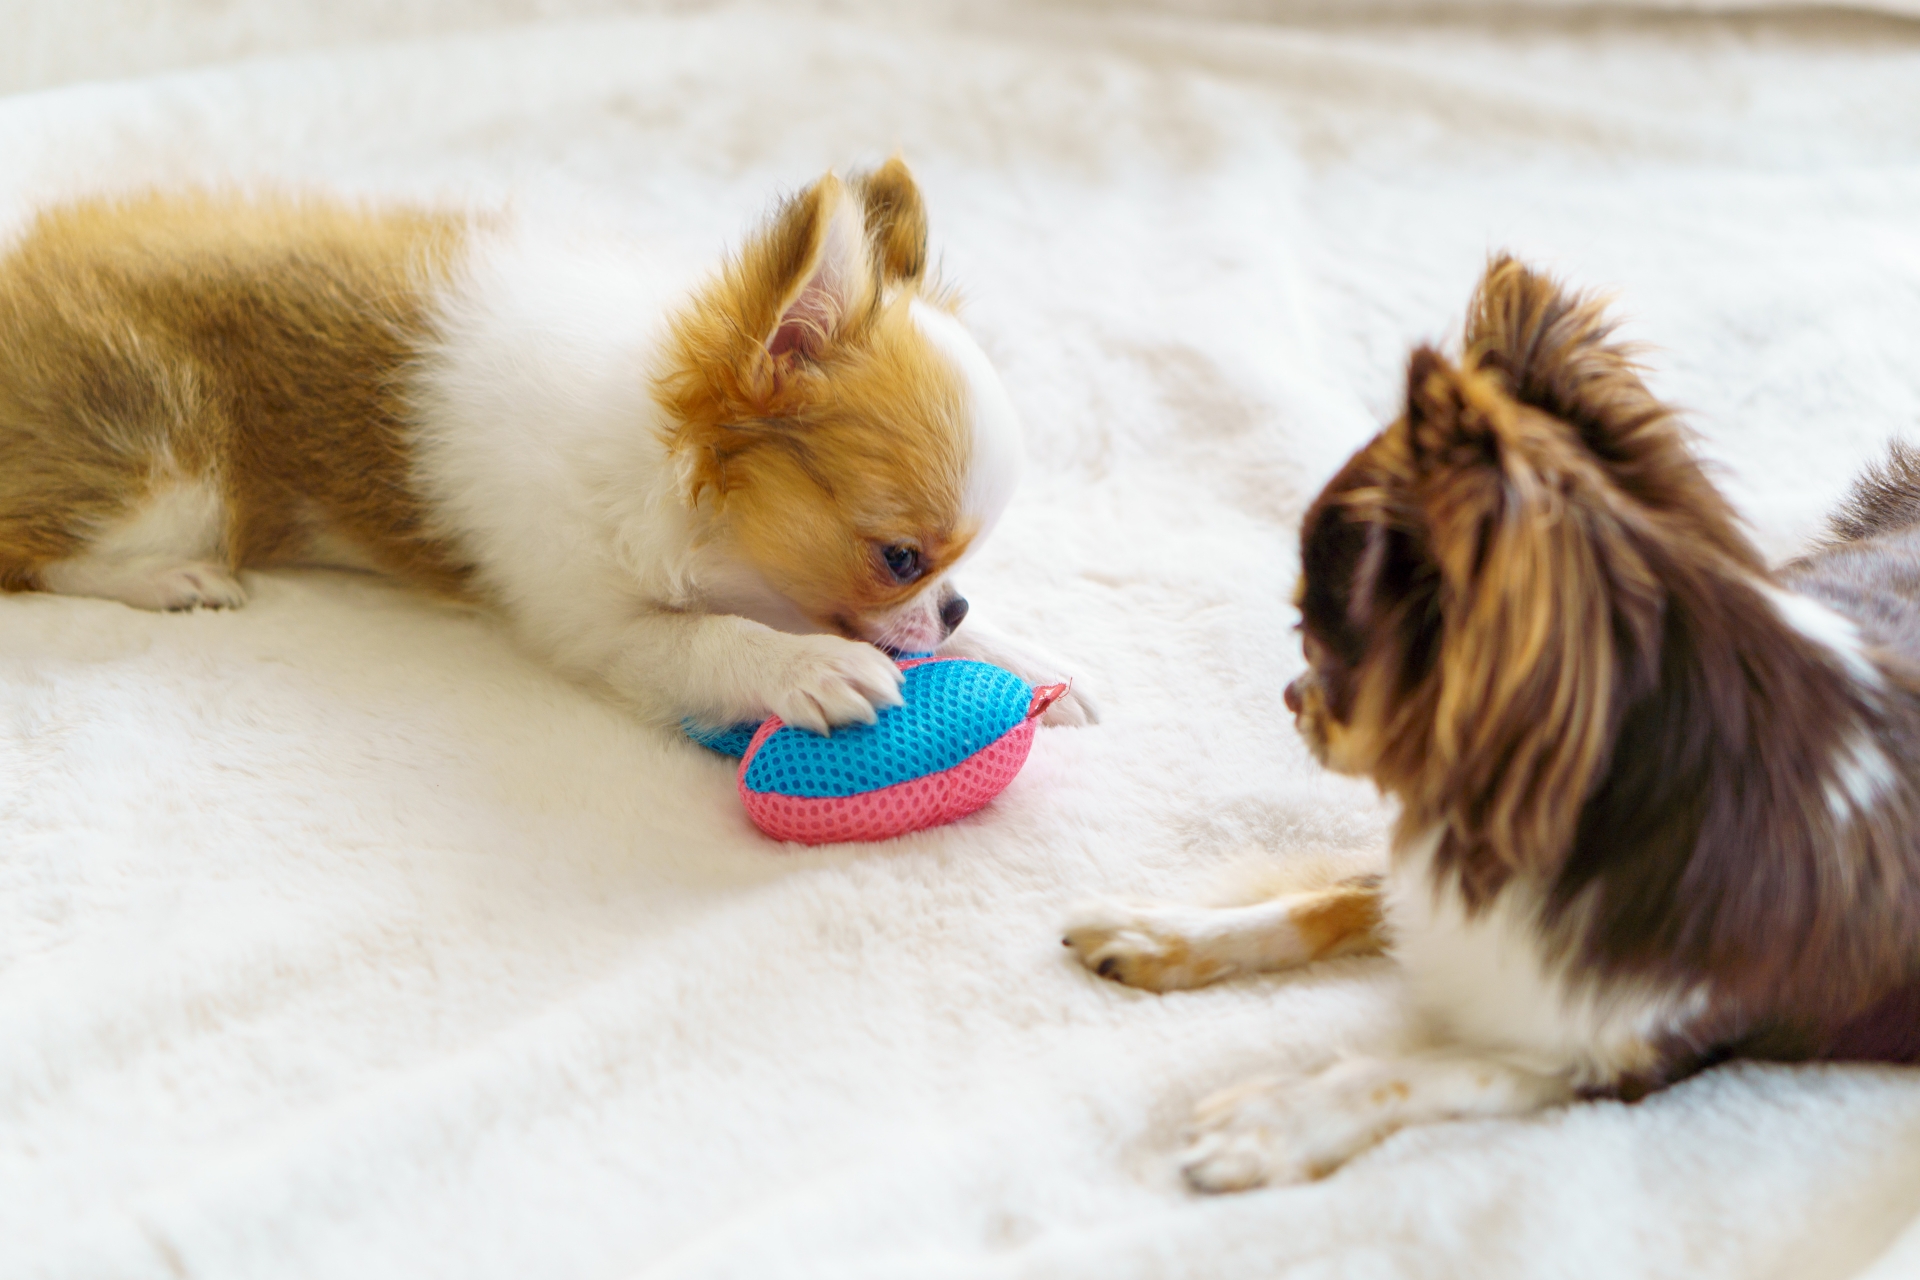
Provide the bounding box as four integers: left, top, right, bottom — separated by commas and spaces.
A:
8, 3, 1920, 1276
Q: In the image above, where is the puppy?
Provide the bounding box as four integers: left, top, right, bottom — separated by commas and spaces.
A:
0, 162, 1092, 733
1066, 256, 1920, 1190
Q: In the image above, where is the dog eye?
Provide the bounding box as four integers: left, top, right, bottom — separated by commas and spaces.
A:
881, 544, 923, 584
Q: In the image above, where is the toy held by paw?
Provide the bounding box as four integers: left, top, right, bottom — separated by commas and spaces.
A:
687, 656, 1067, 845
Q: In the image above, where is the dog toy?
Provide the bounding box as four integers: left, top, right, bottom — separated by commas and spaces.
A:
687, 655, 1066, 845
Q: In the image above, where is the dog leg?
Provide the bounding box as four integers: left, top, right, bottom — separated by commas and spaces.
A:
32, 476, 246, 612
1062, 875, 1384, 992
939, 618, 1099, 726
1180, 1050, 1574, 1191
39, 554, 247, 611
598, 611, 905, 734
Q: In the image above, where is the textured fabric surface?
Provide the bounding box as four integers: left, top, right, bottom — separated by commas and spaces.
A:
742, 716, 1042, 845
741, 659, 1033, 800
7, 3, 1920, 1278
685, 718, 763, 759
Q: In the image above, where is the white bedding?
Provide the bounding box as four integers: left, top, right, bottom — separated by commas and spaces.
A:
7, 3, 1920, 1276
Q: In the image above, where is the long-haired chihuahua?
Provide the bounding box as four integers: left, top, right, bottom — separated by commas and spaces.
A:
0, 162, 1092, 733
1067, 256, 1920, 1190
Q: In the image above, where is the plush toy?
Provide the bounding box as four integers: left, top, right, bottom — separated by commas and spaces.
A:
687, 656, 1067, 845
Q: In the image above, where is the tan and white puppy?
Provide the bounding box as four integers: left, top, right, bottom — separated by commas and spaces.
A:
0, 163, 1093, 734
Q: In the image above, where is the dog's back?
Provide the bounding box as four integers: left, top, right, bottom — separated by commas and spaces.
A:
1784, 444, 1920, 666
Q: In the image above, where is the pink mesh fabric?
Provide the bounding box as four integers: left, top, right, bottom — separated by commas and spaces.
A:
740, 716, 1039, 845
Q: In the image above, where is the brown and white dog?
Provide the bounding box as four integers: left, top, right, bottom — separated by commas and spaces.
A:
1066, 256, 1920, 1191
0, 163, 1093, 733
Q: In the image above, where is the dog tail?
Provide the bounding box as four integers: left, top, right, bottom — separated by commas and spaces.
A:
1825, 442, 1920, 544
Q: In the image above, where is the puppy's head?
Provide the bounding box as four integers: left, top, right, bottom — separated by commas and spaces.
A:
657, 160, 1020, 652
1288, 257, 1756, 881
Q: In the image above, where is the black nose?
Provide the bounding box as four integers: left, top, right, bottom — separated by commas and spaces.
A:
939, 594, 969, 635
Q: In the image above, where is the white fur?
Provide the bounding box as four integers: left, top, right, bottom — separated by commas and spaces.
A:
939, 617, 1102, 726
1760, 585, 1895, 824
1762, 583, 1884, 690
1181, 1050, 1573, 1192
1060, 895, 1321, 991
1389, 827, 1706, 1086
39, 477, 246, 610
1176, 829, 1705, 1189
1828, 730, 1897, 823
846, 301, 1026, 658
406, 217, 1035, 732
911, 299, 1023, 533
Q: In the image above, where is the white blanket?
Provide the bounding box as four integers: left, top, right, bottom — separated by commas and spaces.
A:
8, 3, 1920, 1276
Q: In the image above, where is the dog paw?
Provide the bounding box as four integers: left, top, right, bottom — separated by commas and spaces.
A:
41, 556, 249, 612
940, 627, 1101, 726
765, 635, 906, 735
1180, 1058, 1420, 1192
1061, 899, 1229, 992
1180, 1073, 1351, 1192
1007, 661, 1099, 727
154, 563, 249, 611
1181, 1053, 1571, 1194
1037, 678, 1100, 728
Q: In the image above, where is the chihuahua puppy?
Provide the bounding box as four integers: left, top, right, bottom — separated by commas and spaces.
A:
1066, 256, 1920, 1190
0, 162, 1091, 733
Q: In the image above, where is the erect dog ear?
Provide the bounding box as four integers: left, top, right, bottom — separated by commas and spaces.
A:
762, 173, 876, 362
1461, 255, 1756, 572
1463, 255, 1645, 441
1399, 346, 1662, 880
1404, 344, 1506, 481
653, 172, 880, 501
849, 156, 927, 284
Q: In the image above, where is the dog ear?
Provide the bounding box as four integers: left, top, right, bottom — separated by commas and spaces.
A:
1462, 255, 1641, 437
1399, 347, 1662, 880
1404, 345, 1504, 479
1462, 255, 1757, 573
654, 173, 884, 500
763, 174, 877, 362
849, 157, 927, 284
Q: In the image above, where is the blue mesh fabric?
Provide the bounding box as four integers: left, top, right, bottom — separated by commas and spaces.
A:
684, 719, 762, 758
742, 660, 1031, 798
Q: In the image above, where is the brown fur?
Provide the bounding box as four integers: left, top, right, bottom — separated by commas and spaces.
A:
1820, 440, 1920, 547
1070, 258, 1920, 1190
1289, 254, 1920, 1081
0, 193, 474, 595
652, 161, 979, 638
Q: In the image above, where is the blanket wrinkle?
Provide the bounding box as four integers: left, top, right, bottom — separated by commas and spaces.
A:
6, 3, 1920, 1277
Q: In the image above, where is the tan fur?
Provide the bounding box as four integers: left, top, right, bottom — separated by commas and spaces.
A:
0, 193, 474, 596
1290, 880, 1388, 961
653, 165, 976, 639
1293, 266, 1683, 894
1061, 873, 1386, 993
1388, 353, 1648, 882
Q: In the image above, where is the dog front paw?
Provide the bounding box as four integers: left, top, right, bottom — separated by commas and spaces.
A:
153, 562, 250, 611
1180, 1057, 1427, 1192
1180, 1071, 1366, 1192
1036, 678, 1099, 727
940, 626, 1100, 726
764, 635, 905, 735
1061, 899, 1230, 992
1180, 1052, 1573, 1193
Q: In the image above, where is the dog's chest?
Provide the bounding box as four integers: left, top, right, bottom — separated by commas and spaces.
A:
1387, 831, 1703, 1084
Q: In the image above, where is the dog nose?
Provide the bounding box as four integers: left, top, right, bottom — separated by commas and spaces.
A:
939, 594, 969, 635
1283, 678, 1303, 714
